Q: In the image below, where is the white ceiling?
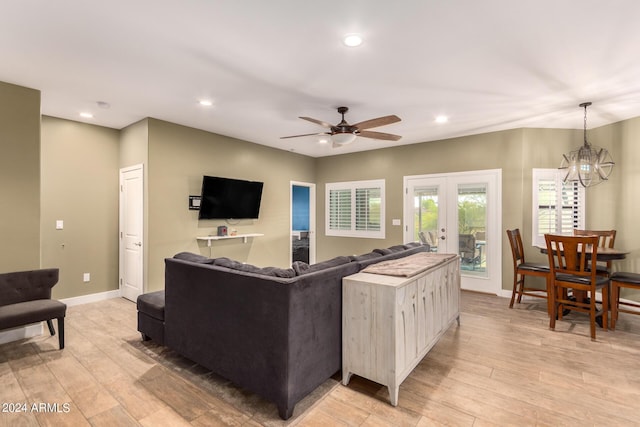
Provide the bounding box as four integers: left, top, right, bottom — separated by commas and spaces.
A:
2, 0, 640, 157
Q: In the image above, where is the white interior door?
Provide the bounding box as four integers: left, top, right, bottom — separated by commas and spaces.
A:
404, 170, 502, 294
120, 164, 144, 301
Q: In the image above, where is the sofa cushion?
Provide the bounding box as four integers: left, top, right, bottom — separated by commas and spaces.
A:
173, 252, 213, 264
404, 241, 422, 248
213, 257, 295, 278
373, 245, 407, 255
292, 256, 352, 276
136, 290, 165, 321
349, 252, 383, 262
0, 300, 66, 330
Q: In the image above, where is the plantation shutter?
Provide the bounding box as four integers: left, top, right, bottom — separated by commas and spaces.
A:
329, 189, 352, 231
326, 180, 385, 238
355, 187, 381, 232
532, 169, 585, 246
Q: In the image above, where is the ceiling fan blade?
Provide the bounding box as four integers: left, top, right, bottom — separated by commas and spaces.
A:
280, 132, 329, 139
358, 130, 402, 141
299, 116, 333, 128
353, 115, 401, 130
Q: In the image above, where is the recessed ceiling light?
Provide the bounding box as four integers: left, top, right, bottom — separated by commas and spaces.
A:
435, 115, 448, 124
199, 100, 213, 107
343, 33, 363, 47
79, 112, 93, 119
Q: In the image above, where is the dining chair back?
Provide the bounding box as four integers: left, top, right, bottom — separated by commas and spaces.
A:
573, 229, 616, 275
545, 234, 610, 341
506, 229, 549, 309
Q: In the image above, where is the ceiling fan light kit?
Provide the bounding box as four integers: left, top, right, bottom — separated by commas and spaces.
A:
281, 106, 401, 148
331, 132, 357, 145
559, 102, 615, 188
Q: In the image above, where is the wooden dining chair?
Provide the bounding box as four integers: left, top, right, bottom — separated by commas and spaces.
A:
609, 272, 640, 330
506, 229, 550, 309
573, 229, 616, 276
545, 234, 610, 341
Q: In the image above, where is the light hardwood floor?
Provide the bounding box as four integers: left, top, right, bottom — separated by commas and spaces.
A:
2, 291, 640, 426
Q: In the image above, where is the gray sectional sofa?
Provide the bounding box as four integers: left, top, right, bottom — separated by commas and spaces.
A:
138, 242, 427, 419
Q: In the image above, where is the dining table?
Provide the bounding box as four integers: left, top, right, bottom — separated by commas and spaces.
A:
536, 245, 628, 261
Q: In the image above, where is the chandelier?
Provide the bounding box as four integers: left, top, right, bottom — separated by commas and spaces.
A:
559, 102, 614, 187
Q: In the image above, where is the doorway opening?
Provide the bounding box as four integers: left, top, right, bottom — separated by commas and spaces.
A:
290, 182, 316, 265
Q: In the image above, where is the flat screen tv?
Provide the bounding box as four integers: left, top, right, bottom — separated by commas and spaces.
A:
198, 175, 264, 220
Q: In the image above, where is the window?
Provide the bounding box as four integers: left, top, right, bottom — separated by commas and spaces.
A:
532, 168, 585, 246
326, 180, 385, 238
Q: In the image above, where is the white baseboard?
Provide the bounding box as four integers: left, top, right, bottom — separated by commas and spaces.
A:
0, 324, 43, 345
0, 289, 121, 345
60, 289, 121, 307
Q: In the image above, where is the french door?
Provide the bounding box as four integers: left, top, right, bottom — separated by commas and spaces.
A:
404, 169, 502, 294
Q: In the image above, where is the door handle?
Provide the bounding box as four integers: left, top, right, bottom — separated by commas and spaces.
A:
134, 242, 142, 247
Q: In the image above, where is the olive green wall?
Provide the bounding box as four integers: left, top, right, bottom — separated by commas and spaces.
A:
40, 116, 120, 299
590, 117, 640, 301
3, 76, 639, 301
144, 118, 316, 291
119, 119, 150, 292
0, 82, 41, 272
315, 125, 631, 294
120, 118, 148, 168
316, 129, 529, 288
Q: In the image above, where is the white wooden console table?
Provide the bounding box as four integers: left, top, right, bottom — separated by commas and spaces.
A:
342, 253, 460, 406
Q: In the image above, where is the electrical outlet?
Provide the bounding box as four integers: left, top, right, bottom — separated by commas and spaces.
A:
83, 273, 90, 282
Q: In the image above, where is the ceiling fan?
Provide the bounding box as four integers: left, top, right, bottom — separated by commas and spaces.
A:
281, 106, 401, 147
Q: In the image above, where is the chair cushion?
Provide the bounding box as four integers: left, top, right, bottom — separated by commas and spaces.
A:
611, 272, 640, 285
0, 299, 66, 330
517, 262, 549, 273
555, 273, 609, 287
